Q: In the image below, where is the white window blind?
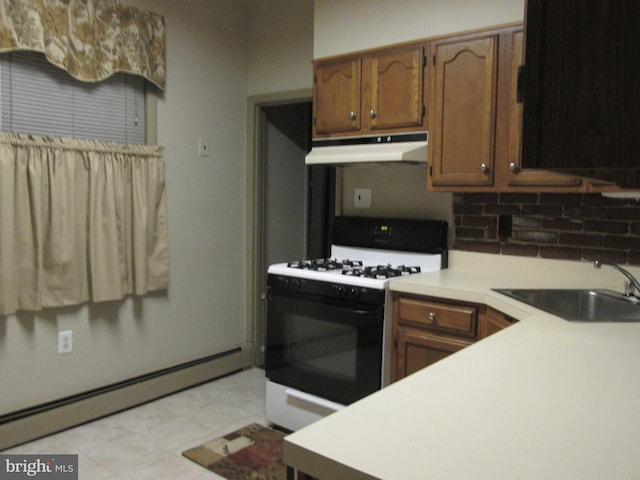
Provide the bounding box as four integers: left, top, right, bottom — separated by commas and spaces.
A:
0, 51, 145, 145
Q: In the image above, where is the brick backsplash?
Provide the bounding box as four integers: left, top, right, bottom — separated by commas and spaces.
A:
453, 193, 640, 266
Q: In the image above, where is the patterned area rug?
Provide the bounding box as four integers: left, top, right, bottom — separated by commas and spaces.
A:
182, 423, 286, 480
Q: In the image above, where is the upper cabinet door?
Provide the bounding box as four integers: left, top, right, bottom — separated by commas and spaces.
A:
521, 0, 640, 188
363, 45, 426, 132
312, 43, 427, 138
313, 57, 361, 136
429, 34, 497, 186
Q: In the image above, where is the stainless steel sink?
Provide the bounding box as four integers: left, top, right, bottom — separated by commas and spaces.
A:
493, 288, 640, 322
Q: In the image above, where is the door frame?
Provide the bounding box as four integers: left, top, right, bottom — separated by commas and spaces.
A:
246, 89, 312, 367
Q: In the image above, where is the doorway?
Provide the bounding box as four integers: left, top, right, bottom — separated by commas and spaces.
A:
262, 102, 309, 267
247, 93, 335, 367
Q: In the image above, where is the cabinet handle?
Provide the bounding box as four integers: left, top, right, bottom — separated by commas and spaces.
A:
428, 312, 436, 322
509, 162, 520, 172
349, 111, 357, 120
480, 163, 490, 173
369, 109, 377, 118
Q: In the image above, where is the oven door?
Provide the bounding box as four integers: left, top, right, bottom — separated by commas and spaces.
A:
266, 287, 384, 406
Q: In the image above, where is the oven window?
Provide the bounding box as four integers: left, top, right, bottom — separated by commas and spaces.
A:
288, 314, 358, 381
266, 291, 383, 405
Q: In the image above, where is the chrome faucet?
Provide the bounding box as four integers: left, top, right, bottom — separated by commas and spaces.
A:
593, 261, 640, 298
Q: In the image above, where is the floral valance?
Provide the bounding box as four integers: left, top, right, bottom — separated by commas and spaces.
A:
0, 0, 166, 90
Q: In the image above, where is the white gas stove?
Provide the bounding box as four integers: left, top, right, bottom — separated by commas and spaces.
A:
265, 216, 448, 432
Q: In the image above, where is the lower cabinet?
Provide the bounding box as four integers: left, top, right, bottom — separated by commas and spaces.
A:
394, 328, 470, 381
391, 293, 516, 383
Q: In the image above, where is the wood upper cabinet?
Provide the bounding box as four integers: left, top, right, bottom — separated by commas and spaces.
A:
427, 24, 589, 192
313, 57, 361, 136
428, 32, 498, 187
313, 44, 427, 138
362, 45, 426, 132
391, 293, 517, 383
312, 23, 632, 191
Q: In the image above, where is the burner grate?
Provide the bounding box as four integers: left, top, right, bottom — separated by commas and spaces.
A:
342, 265, 422, 279
287, 258, 348, 271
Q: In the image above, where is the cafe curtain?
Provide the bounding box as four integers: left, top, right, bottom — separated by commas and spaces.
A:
0, 0, 166, 90
0, 133, 169, 315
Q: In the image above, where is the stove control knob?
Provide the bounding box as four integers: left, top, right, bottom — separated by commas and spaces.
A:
350, 287, 361, 298
337, 285, 348, 296
291, 278, 301, 289
280, 277, 289, 288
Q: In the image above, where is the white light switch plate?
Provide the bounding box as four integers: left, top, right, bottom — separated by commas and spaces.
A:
354, 188, 372, 208
198, 137, 209, 157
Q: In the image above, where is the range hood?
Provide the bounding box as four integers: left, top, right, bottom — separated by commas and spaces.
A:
305, 132, 428, 166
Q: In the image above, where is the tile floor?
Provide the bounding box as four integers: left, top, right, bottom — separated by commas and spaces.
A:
2, 367, 269, 479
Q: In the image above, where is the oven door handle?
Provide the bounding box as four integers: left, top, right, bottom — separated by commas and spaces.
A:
285, 388, 345, 413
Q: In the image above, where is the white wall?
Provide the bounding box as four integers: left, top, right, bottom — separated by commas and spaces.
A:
314, 0, 525, 226
340, 164, 454, 228
247, 0, 314, 96
0, 0, 313, 417
314, 0, 524, 58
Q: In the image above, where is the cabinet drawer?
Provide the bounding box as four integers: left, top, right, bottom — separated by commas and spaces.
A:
396, 296, 478, 337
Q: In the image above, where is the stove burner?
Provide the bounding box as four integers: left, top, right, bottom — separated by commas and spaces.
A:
342, 265, 421, 279
341, 259, 364, 267
287, 258, 345, 271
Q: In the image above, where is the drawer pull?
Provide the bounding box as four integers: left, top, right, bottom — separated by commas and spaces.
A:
428, 312, 436, 321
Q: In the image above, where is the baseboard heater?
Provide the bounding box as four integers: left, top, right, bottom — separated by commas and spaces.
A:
0, 344, 253, 450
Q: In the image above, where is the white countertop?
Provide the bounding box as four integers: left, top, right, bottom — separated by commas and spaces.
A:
283, 254, 640, 480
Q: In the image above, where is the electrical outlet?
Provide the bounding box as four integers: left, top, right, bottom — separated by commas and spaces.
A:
354, 188, 372, 208
498, 214, 513, 238
198, 137, 209, 157
58, 330, 72, 354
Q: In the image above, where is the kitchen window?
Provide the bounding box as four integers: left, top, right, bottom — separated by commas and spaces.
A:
0, 51, 147, 144
0, 0, 168, 316
0, 53, 167, 316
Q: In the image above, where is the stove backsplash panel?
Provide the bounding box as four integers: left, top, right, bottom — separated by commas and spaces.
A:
453, 193, 640, 266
